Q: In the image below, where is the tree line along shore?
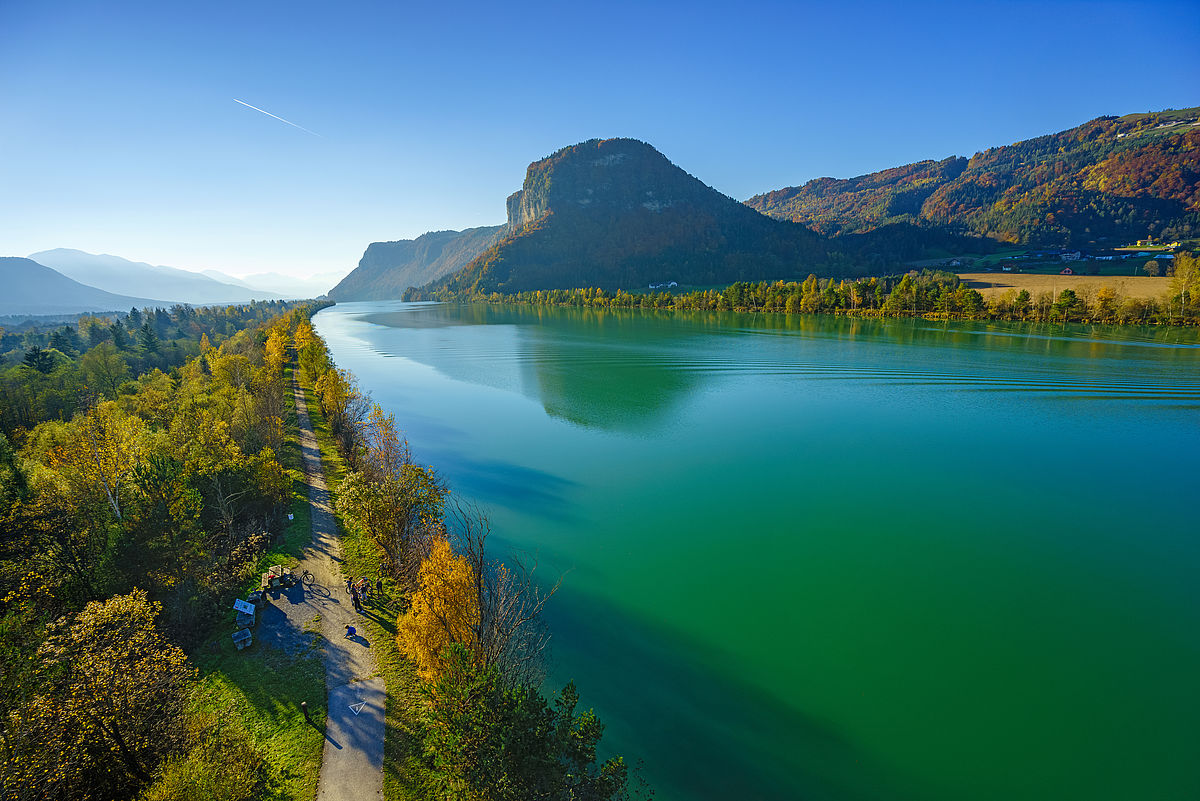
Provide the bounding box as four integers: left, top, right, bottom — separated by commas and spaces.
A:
470, 252, 1199, 326
0, 300, 638, 800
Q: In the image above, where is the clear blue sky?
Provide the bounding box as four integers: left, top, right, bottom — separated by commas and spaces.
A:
2, 0, 1196, 277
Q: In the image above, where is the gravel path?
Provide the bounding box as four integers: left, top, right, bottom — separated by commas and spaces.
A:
275, 376, 384, 801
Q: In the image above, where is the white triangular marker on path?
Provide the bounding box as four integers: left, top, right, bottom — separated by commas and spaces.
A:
349, 701, 366, 715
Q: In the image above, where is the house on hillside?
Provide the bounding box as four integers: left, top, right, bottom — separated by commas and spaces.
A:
1060, 267, 1075, 275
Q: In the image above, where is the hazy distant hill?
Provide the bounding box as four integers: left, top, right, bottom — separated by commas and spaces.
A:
201, 268, 344, 299
29, 249, 284, 304
0, 257, 169, 316
746, 107, 1200, 247
329, 226, 504, 301
412, 138, 830, 298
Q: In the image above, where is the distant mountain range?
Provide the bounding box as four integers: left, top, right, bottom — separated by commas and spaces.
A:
29, 249, 285, 305
746, 107, 1200, 247
0, 257, 168, 316
201, 268, 344, 300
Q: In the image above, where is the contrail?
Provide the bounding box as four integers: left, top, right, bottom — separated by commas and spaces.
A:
233, 98, 322, 137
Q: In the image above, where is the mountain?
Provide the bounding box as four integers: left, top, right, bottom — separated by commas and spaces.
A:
410, 138, 830, 298
0, 257, 170, 316
746, 107, 1200, 248
329, 226, 504, 301
202, 268, 344, 299
28, 249, 284, 304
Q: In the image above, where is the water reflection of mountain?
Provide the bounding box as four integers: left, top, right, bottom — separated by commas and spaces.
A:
353, 302, 1200, 430
362, 303, 719, 431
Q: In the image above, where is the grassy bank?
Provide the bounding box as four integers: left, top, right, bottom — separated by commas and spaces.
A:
295, 371, 429, 800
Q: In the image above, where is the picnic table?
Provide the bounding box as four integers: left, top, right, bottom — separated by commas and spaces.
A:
261, 565, 293, 589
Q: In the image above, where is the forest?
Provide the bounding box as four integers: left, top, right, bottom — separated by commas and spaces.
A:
747, 108, 1200, 248
0, 300, 320, 799
476, 252, 1199, 326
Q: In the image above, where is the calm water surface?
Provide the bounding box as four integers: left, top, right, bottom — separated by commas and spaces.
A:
313, 302, 1200, 801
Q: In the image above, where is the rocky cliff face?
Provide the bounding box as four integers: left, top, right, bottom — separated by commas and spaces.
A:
503, 139, 725, 228
418, 138, 830, 296
329, 225, 504, 301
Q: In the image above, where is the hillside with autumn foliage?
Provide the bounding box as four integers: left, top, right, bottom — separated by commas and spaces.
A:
746, 107, 1200, 248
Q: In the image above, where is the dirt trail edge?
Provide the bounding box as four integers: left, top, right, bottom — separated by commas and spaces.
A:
293, 376, 384, 801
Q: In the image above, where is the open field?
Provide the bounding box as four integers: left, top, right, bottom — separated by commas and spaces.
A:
957, 273, 1171, 301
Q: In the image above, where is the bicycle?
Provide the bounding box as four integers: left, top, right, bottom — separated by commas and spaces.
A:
300, 568, 315, 585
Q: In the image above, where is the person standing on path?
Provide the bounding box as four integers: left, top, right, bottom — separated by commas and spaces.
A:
352, 589, 362, 613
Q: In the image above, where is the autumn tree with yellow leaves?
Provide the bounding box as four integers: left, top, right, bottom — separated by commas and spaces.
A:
397, 537, 480, 682
1, 591, 196, 801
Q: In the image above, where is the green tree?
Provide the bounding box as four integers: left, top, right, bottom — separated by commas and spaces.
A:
421, 643, 628, 801
1051, 288, 1086, 321
80, 341, 131, 399
21, 346, 56, 374
138, 322, 160, 354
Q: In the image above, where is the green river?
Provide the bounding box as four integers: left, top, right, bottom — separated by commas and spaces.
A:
313, 302, 1199, 801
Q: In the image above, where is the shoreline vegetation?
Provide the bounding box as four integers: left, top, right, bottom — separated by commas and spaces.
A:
295, 316, 639, 800
412, 251, 1198, 326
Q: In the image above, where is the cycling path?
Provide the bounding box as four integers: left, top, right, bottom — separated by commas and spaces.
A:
284, 375, 384, 801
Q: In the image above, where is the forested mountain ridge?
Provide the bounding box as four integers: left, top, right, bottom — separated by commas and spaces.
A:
746, 107, 1200, 247
329, 225, 504, 301
409, 138, 835, 298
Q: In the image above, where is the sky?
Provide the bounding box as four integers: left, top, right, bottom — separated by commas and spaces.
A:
1, 0, 1197, 279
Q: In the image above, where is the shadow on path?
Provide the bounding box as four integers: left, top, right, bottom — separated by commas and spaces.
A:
291, 376, 385, 801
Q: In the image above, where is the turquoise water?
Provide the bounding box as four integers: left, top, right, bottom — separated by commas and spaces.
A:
313, 302, 1200, 801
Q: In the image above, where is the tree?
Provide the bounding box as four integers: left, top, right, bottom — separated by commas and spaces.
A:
21, 346, 56, 374
1, 591, 196, 800
111, 321, 130, 350
1168, 252, 1198, 318
453, 503, 559, 689
80, 341, 131, 399
138, 322, 160, 354
420, 644, 628, 801
397, 537, 480, 683
44, 401, 150, 521
1051, 288, 1085, 321
49, 327, 81, 357
336, 404, 445, 585
1143, 258, 1161, 277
